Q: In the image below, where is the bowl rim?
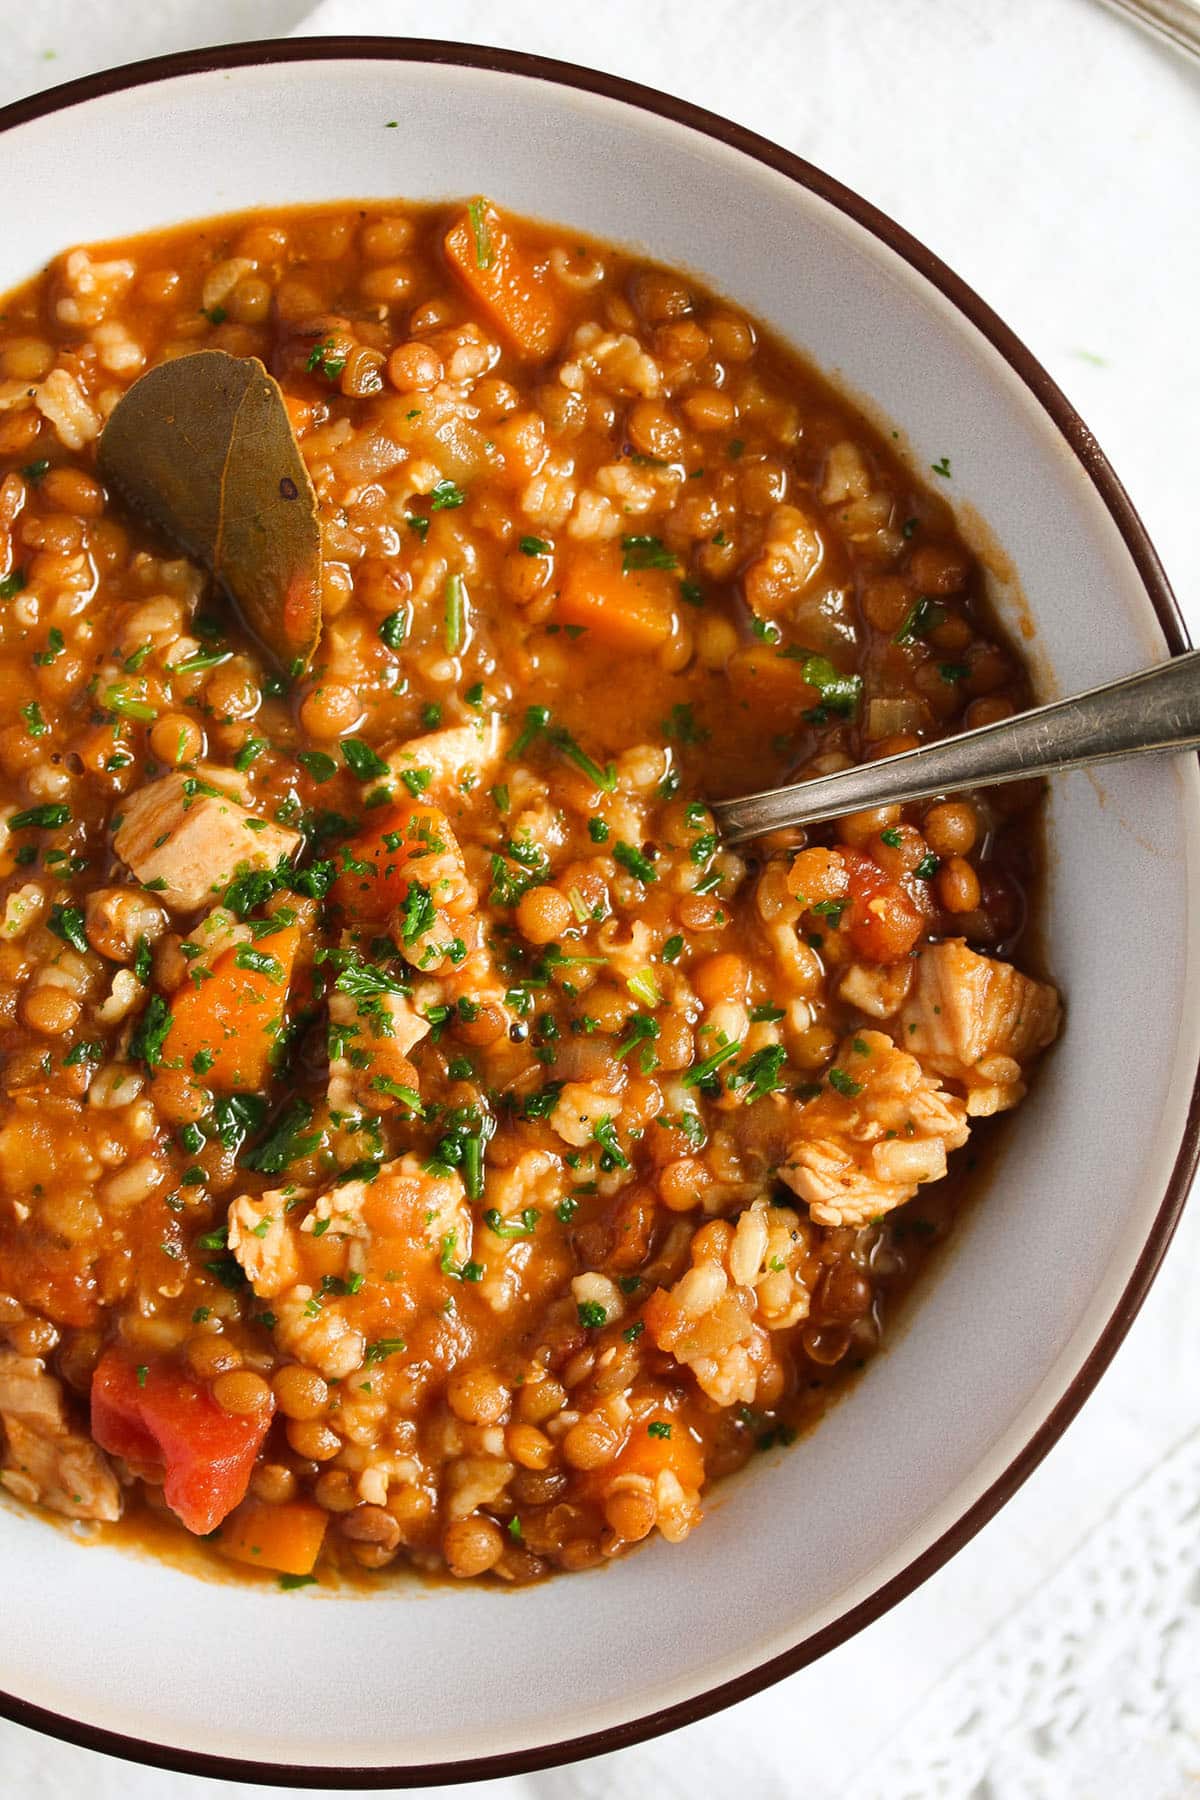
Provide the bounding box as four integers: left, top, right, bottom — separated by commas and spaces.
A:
0, 33, 1196, 1791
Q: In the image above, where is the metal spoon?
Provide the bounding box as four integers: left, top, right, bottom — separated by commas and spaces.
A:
711, 649, 1200, 845
1095, 0, 1200, 66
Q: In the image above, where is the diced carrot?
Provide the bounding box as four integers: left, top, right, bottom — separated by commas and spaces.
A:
558, 548, 677, 654
159, 920, 298, 1092
218, 1498, 328, 1576
443, 200, 563, 360
609, 1408, 704, 1493
282, 394, 313, 436
332, 801, 464, 919
91, 1349, 272, 1536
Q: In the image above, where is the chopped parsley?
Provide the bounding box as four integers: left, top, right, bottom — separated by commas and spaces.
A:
682, 1038, 741, 1089
621, 534, 677, 574
243, 1098, 321, 1173
509, 703, 551, 758
10, 803, 70, 830
298, 749, 338, 784
429, 478, 466, 511
592, 1114, 628, 1171
48, 903, 88, 954
612, 840, 656, 884
444, 571, 466, 654
128, 994, 173, 1072
233, 944, 285, 984
549, 726, 616, 793
33, 627, 65, 666
894, 597, 946, 645
798, 653, 862, 717
483, 1207, 539, 1239
615, 1014, 660, 1070
827, 1067, 864, 1098
728, 1043, 788, 1101
103, 683, 155, 722
234, 736, 267, 771
174, 646, 231, 675
379, 608, 408, 650
468, 197, 493, 269
341, 737, 389, 781
306, 337, 346, 380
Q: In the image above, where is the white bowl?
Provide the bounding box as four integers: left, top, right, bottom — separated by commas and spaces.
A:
1, 38, 1196, 1787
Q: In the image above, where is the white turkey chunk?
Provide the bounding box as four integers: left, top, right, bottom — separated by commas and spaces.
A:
112, 767, 300, 912
0, 1348, 121, 1522
779, 1030, 969, 1228
896, 940, 1061, 1116
645, 1199, 814, 1407
387, 714, 502, 799
265, 1155, 473, 1377
327, 986, 429, 1117
227, 1190, 303, 1298
837, 959, 913, 1020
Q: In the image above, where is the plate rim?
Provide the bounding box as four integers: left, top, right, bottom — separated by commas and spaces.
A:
0, 33, 1195, 1790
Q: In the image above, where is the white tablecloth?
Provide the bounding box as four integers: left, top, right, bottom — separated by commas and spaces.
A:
1, 3, 1198, 1795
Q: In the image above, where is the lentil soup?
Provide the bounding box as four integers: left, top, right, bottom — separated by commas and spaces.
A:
0, 200, 1059, 1587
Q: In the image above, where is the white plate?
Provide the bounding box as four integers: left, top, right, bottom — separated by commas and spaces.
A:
0, 38, 1196, 1787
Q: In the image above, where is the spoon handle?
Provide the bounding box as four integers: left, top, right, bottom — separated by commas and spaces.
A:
711, 649, 1200, 845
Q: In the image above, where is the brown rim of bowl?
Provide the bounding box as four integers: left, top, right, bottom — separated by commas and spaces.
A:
0, 33, 1195, 1791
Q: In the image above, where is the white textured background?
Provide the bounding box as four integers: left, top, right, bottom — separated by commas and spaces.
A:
1, 2, 1198, 1795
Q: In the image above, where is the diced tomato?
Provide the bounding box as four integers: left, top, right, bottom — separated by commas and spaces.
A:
841, 848, 927, 963
0, 1228, 99, 1327
90, 1349, 272, 1536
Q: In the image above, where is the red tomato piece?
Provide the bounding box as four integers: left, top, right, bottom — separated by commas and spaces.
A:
841, 848, 927, 963
90, 1349, 272, 1536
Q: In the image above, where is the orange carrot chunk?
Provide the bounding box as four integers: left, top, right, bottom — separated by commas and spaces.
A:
219, 1498, 329, 1576
609, 1408, 705, 1492
558, 548, 677, 654
333, 801, 465, 919
160, 920, 298, 1091
443, 200, 563, 360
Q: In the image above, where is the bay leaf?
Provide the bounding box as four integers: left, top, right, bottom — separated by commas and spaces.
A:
98, 349, 322, 676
